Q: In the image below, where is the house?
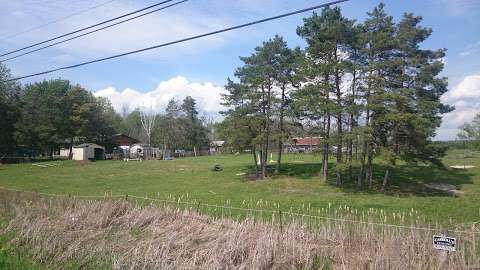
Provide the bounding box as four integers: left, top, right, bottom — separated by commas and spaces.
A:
286, 137, 322, 153
72, 143, 105, 161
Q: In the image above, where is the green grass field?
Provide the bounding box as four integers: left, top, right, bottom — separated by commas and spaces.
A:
0, 150, 479, 224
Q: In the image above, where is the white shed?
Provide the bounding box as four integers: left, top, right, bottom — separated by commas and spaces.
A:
72, 143, 105, 161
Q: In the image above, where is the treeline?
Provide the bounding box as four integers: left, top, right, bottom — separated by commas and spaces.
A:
0, 72, 119, 157
0, 66, 210, 158
123, 97, 210, 153
220, 4, 453, 189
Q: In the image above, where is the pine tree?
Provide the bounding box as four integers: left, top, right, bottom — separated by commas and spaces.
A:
297, 6, 356, 185
358, 3, 396, 187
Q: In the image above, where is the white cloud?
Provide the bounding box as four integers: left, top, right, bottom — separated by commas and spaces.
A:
94, 76, 225, 115
437, 73, 480, 140
441, 74, 480, 102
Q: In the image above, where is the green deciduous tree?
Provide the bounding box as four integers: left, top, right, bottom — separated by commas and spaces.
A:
0, 63, 21, 157
15, 79, 121, 157
458, 113, 480, 141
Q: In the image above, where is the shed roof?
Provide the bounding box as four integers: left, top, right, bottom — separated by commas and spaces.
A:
111, 134, 139, 146
211, 140, 225, 147
73, 143, 105, 149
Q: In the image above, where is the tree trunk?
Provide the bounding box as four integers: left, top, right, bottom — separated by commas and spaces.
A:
276, 84, 286, 174
259, 148, 265, 179
253, 145, 259, 178
360, 69, 372, 188
322, 74, 331, 182
276, 141, 283, 174
68, 140, 73, 160
381, 168, 389, 192
335, 57, 343, 186
347, 69, 357, 182
367, 150, 374, 187
322, 113, 331, 182
357, 141, 367, 188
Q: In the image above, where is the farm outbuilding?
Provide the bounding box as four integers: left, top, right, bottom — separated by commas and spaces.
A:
72, 143, 105, 161
129, 144, 159, 160
109, 134, 139, 160
285, 137, 322, 153
209, 140, 225, 154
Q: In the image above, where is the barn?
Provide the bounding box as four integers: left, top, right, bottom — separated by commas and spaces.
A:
72, 143, 105, 161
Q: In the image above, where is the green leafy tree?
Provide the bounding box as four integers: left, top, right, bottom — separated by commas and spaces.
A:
459, 113, 480, 140
15, 80, 72, 157
458, 113, 480, 150
15, 79, 120, 157
0, 63, 21, 157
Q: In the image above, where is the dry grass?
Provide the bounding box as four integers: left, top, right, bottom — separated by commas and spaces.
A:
0, 190, 478, 270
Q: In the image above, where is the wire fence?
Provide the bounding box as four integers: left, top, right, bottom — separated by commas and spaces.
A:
1, 186, 479, 236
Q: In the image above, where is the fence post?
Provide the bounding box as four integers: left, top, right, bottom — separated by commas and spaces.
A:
473, 224, 477, 255
279, 210, 283, 233
125, 194, 128, 201
196, 201, 201, 213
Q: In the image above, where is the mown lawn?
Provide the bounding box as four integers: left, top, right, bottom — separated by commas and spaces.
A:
0, 150, 479, 224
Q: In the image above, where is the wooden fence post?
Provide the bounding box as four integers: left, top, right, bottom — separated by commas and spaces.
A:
473, 224, 477, 255
279, 210, 283, 233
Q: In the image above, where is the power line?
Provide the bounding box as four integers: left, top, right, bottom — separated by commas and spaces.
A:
4, 0, 349, 82
0, 0, 189, 62
0, 0, 176, 58
0, 0, 118, 42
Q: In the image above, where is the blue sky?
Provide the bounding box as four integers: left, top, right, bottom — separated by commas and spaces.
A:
1, 0, 479, 140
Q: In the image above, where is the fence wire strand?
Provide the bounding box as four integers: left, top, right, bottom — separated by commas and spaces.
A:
0, 186, 478, 235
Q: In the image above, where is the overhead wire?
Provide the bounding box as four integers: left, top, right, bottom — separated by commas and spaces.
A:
0, 0, 176, 58
0, 0, 189, 62
0, 0, 118, 41
3, 0, 350, 82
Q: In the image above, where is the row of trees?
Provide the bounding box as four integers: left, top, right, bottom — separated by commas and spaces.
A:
127, 97, 210, 154
0, 64, 210, 158
220, 4, 452, 189
0, 67, 124, 157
